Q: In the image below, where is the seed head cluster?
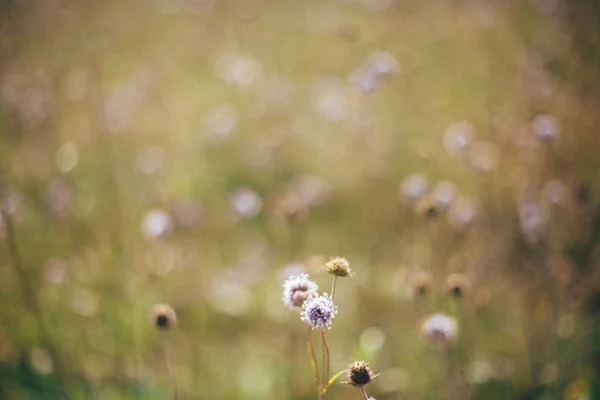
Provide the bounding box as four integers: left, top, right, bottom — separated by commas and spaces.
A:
347, 360, 376, 387
325, 256, 352, 277
301, 292, 338, 330
150, 303, 177, 330
282, 273, 319, 309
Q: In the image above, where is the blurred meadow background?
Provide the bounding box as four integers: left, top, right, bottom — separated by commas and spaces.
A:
1, 0, 600, 399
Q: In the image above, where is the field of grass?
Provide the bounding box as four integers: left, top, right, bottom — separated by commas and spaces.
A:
1, 0, 600, 399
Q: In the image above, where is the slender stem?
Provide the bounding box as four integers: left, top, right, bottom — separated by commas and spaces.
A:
320, 330, 331, 390
307, 327, 323, 400
1, 208, 71, 400
162, 334, 179, 400
360, 386, 369, 400
330, 276, 338, 301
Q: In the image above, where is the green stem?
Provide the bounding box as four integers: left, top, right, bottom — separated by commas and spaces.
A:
331, 276, 338, 301
321, 330, 331, 391
307, 327, 323, 400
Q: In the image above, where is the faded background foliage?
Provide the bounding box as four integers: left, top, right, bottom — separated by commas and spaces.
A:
1, 0, 600, 399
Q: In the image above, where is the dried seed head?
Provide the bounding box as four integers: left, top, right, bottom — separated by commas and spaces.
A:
325, 256, 352, 277
301, 293, 337, 330
445, 273, 472, 298
282, 274, 319, 309
347, 360, 376, 387
150, 304, 177, 330
410, 270, 433, 297
415, 194, 439, 219
420, 313, 458, 345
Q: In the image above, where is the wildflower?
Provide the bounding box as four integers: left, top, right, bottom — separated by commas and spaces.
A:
282, 274, 319, 309
445, 273, 472, 298
347, 360, 377, 387
410, 270, 433, 297
150, 304, 177, 330
325, 256, 352, 277
420, 313, 458, 345
301, 293, 337, 330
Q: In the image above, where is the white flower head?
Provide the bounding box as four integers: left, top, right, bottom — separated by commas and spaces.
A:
420, 313, 458, 344
282, 274, 318, 309
301, 292, 338, 330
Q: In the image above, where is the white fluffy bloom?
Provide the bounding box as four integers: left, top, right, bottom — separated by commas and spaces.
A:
420, 313, 458, 344
282, 274, 318, 309
301, 293, 338, 330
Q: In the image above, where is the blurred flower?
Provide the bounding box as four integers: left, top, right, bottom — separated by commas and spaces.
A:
313, 80, 351, 122
447, 196, 476, 231
44, 258, 67, 285
420, 313, 458, 345
30, 348, 53, 375
204, 103, 239, 141
532, 114, 560, 141
518, 199, 546, 244
365, 50, 399, 78
55, 142, 79, 173
282, 274, 319, 309
409, 270, 433, 297
141, 208, 174, 240
346, 360, 377, 387
150, 304, 177, 330
216, 53, 263, 88
445, 273, 472, 298
348, 67, 379, 93
325, 256, 352, 277
171, 198, 203, 228
432, 180, 457, 210
301, 293, 337, 329
359, 327, 386, 354
443, 121, 474, 157
209, 279, 252, 316
399, 173, 429, 204
44, 178, 72, 216
229, 187, 262, 218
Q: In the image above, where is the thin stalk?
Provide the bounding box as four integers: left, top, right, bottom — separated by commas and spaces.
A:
307, 327, 323, 400
320, 330, 331, 391
1, 208, 71, 400
162, 334, 179, 400
330, 276, 338, 300
359, 386, 369, 400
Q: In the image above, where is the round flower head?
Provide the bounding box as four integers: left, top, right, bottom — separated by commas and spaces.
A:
282, 274, 319, 309
420, 313, 458, 345
347, 360, 377, 387
301, 293, 337, 330
444, 273, 472, 298
150, 303, 177, 330
325, 256, 352, 277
